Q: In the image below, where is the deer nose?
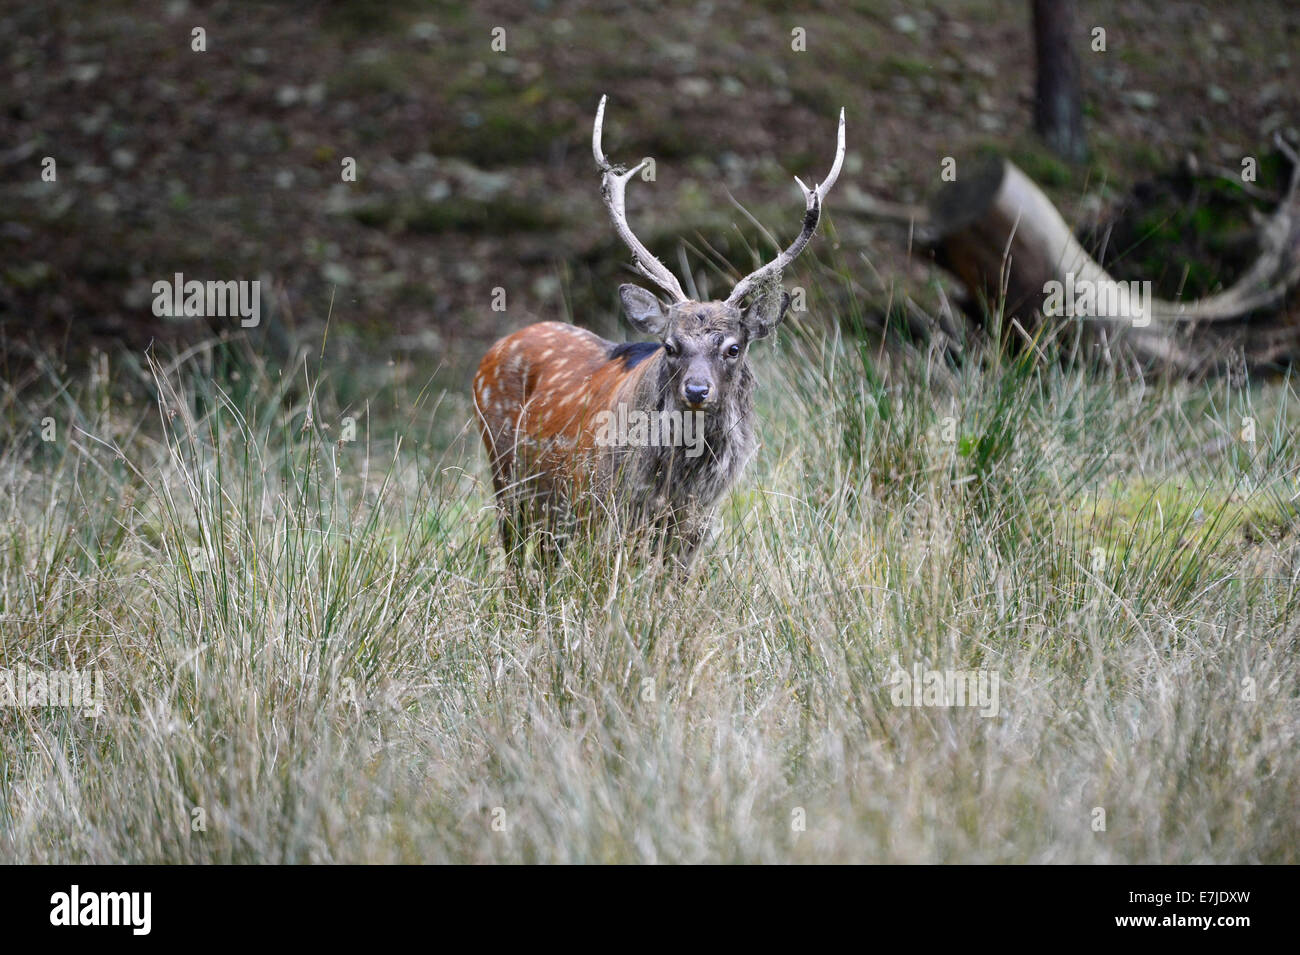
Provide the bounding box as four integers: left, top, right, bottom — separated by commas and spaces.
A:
684, 382, 710, 405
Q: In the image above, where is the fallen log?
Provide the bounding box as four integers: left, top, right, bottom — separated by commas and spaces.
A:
849, 137, 1300, 372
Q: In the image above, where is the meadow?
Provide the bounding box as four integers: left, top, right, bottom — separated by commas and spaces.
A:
3, 294, 1297, 863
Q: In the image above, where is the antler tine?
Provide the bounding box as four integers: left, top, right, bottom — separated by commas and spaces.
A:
593, 95, 689, 303
725, 107, 846, 307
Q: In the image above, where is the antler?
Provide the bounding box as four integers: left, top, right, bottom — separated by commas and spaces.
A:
725, 108, 846, 307
593, 95, 688, 303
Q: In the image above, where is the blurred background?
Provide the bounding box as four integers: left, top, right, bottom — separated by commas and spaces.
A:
2, 0, 1298, 375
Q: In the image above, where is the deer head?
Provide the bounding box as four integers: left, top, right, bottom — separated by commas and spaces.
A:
593, 95, 845, 411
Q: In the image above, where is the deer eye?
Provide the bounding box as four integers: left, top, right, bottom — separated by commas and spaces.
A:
663, 341, 678, 357
725, 343, 740, 358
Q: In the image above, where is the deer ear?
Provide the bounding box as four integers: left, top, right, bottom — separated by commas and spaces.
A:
619, 284, 669, 337
741, 289, 791, 341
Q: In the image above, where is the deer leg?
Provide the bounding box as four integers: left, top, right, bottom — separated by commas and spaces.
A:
668, 506, 719, 575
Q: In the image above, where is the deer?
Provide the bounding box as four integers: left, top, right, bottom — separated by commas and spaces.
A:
473, 95, 845, 569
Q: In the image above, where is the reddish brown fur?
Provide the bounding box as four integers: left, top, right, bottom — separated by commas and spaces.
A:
474, 321, 653, 504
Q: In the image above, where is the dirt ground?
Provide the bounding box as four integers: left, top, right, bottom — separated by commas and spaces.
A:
2, 0, 1297, 366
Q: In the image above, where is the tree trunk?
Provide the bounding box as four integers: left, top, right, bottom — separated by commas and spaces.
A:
1031, 0, 1087, 163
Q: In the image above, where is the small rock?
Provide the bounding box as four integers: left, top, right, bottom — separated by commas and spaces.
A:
323, 184, 354, 215
892, 14, 918, 34
1254, 82, 1282, 107
1125, 90, 1158, 110
1258, 111, 1286, 135
661, 41, 696, 66
442, 159, 508, 200
532, 275, 561, 299
677, 77, 712, 98
0, 140, 39, 165
93, 193, 119, 214
321, 262, 353, 286
74, 165, 109, 183
77, 105, 111, 134
720, 76, 745, 96
123, 280, 154, 310
1207, 85, 1229, 105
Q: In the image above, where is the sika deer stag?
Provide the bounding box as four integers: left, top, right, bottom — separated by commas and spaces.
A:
474, 95, 844, 567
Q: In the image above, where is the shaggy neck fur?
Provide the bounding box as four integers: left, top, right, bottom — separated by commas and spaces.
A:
611, 350, 758, 512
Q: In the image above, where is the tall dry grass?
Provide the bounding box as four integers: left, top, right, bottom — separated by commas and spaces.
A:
1, 308, 1298, 863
